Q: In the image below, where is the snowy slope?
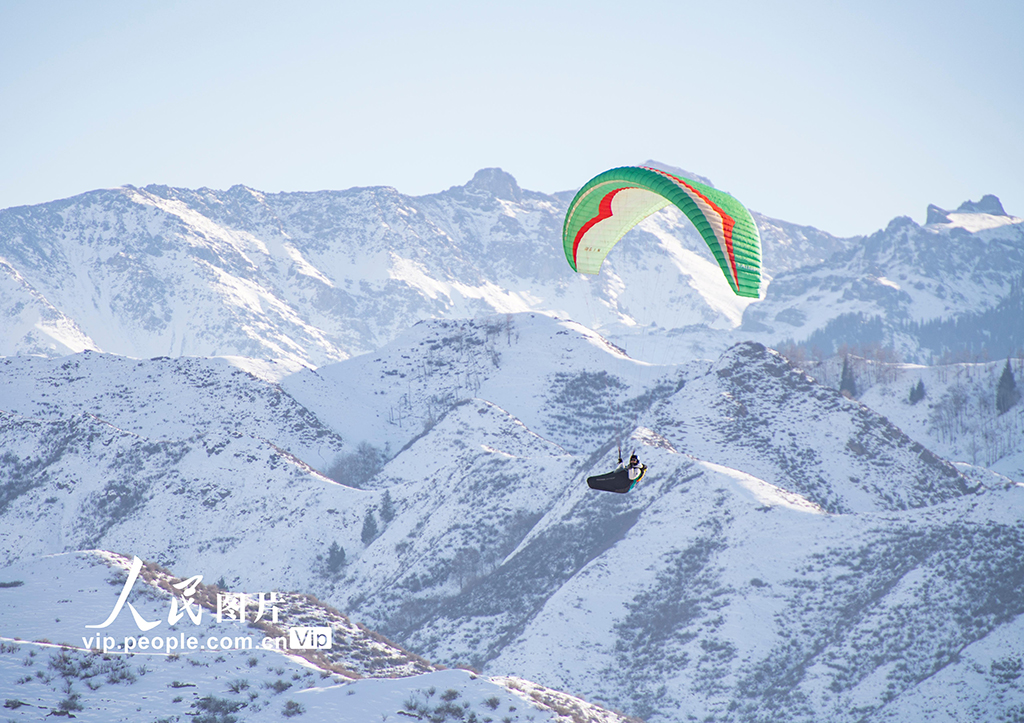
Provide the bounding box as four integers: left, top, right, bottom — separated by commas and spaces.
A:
3, 314, 1021, 722
0, 352, 336, 466
3, 316, 1024, 723
0, 551, 633, 723
377, 440, 1024, 723
0, 408, 376, 587
805, 355, 1024, 484
0, 551, 398, 721
646, 342, 972, 513
281, 314, 693, 458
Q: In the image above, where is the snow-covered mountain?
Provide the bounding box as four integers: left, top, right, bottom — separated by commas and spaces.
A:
3, 313, 1022, 722
747, 196, 1024, 361
0, 167, 849, 366
2, 167, 1021, 368
3, 167, 1024, 722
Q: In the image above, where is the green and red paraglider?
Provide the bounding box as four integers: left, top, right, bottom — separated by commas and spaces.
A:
564, 166, 763, 492
562, 165, 762, 297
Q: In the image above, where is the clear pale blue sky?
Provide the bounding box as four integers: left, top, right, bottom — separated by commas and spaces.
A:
1, 0, 1021, 237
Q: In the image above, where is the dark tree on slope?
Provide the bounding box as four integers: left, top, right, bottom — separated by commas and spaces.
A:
840, 355, 858, 398
909, 379, 926, 404
380, 490, 395, 524
325, 441, 387, 489
452, 547, 482, 589
327, 542, 346, 574
361, 510, 379, 545
997, 359, 1021, 414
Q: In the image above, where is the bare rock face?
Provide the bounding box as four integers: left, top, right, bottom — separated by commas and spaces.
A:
956, 194, 1006, 215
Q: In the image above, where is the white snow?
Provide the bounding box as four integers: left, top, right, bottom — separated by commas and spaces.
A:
698, 459, 829, 514
943, 212, 1022, 233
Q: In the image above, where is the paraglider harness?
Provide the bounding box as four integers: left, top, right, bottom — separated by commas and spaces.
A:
586, 445, 646, 494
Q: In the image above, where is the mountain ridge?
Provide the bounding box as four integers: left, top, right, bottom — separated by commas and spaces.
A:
3, 168, 1019, 367
0, 167, 848, 365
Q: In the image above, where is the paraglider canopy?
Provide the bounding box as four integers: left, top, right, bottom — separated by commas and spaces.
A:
562, 166, 762, 298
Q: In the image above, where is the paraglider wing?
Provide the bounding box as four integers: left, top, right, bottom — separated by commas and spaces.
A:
562, 166, 762, 298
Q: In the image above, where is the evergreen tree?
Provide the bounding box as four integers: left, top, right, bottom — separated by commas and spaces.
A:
380, 490, 395, 524
997, 359, 1021, 414
839, 355, 858, 398
361, 510, 379, 545
326, 541, 345, 574
909, 379, 925, 404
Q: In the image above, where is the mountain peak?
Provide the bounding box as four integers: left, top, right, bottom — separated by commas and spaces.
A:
956, 194, 1006, 216
464, 167, 522, 201
712, 340, 787, 378
141, 183, 175, 199
926, 204, 951, 225
886, 214, 919, 231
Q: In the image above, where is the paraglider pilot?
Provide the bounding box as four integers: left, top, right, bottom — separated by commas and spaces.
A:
621, 453, 646, 483
587, 450, 646, 494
